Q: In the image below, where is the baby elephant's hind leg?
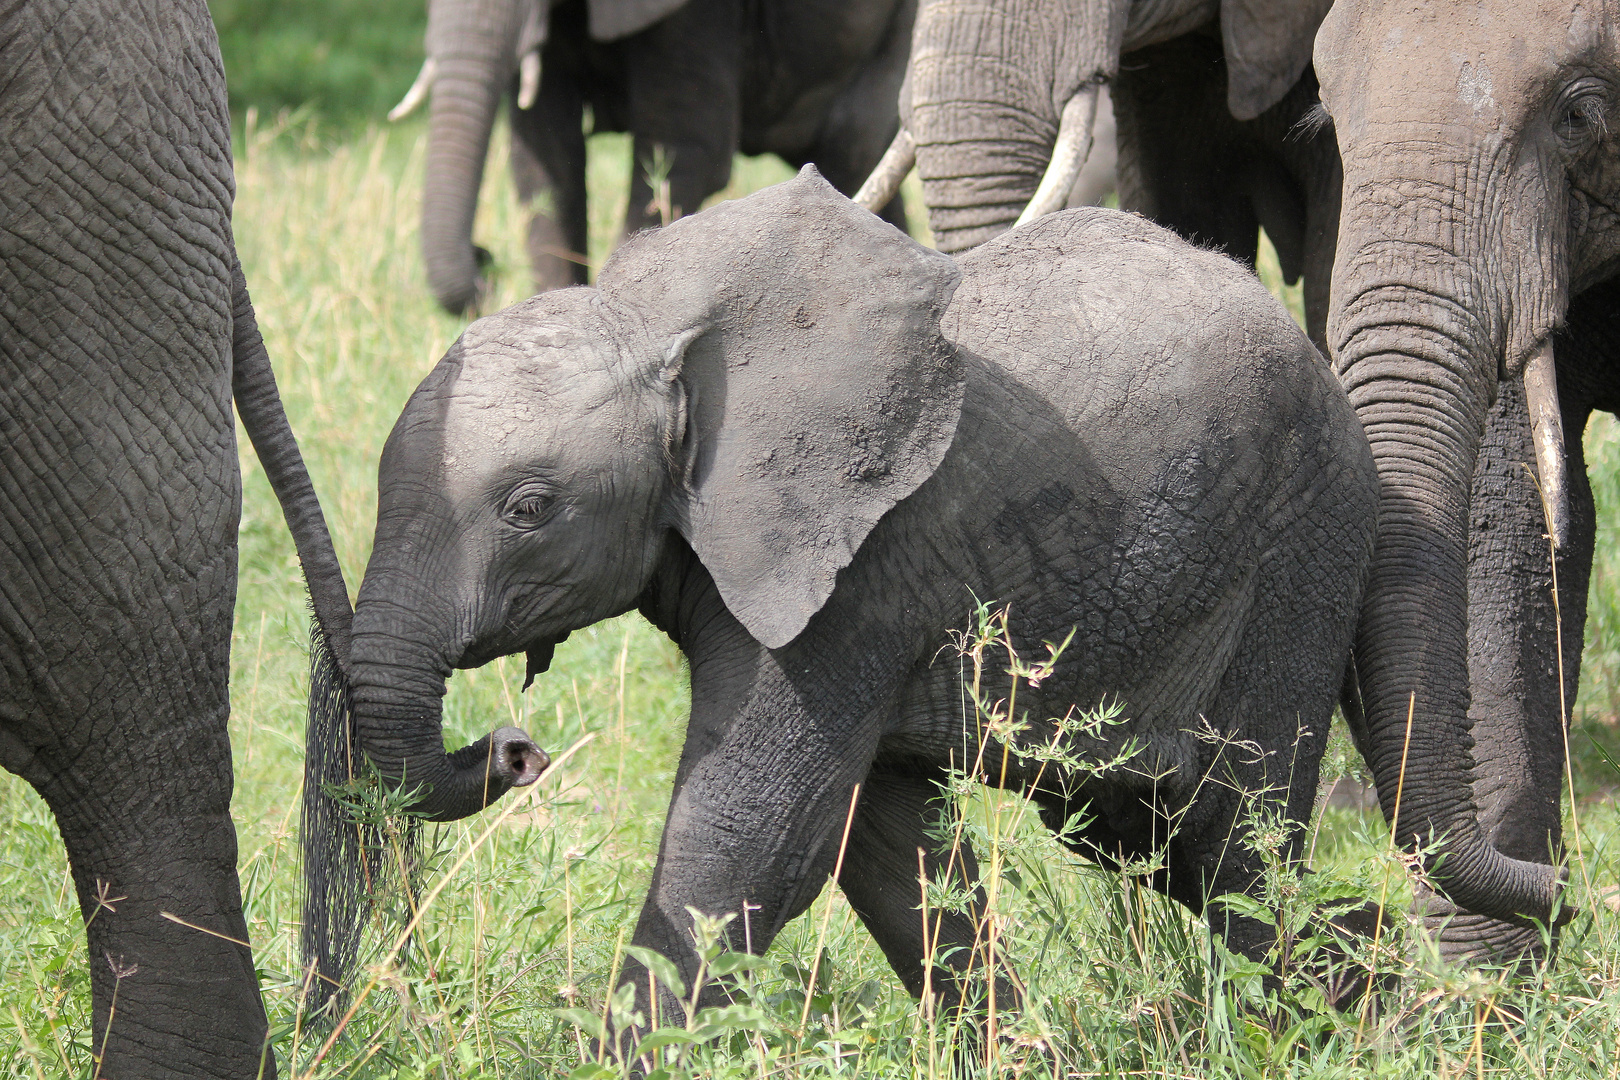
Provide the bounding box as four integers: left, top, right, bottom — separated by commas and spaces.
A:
1173, 531, 1377, 1004
838, 768, 1012, 1017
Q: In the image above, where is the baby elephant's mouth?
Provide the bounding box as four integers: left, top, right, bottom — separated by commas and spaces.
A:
522, 631, 570, 690
449, 629, 572, 690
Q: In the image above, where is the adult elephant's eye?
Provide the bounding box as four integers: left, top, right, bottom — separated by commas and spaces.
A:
1556, 82, 1608, 151
502, 484, 556, 530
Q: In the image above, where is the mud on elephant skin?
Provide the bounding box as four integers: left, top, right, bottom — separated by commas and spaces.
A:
395, 0, 914, 315
1314, 0, 1620, 965
331, 166, 1382, 1047
857, 0, 1341, 344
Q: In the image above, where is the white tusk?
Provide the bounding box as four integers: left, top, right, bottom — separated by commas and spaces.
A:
388, 57, 437, 122
517, 50, 541, 110
853, 129, 916, 212
1016, 83, 1101, 227
1524, 338, 1569, 550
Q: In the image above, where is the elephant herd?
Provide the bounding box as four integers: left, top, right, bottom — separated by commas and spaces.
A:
2, 0, 1617, 1075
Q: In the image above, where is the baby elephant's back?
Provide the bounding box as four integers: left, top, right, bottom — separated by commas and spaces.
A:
945, 207, 1376, 558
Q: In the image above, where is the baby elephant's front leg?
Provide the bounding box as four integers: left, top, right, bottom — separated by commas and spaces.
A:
609, 688, 882, 1060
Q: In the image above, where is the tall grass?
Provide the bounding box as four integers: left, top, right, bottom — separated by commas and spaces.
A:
1, 117, 1618, 1077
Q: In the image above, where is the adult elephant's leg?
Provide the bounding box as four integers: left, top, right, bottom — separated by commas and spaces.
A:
1262, 68, 1341, 352
1, 535, 269, 1075
41, 752, 270, 1078
1296, 142, 1342, 352
1428, 292, 1615, 964
508, 48, 588, 290
621, 0, 741, 232
837, 768, 993, 1010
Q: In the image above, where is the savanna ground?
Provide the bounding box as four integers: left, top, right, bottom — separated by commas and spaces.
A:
5, 103, 1620, 1077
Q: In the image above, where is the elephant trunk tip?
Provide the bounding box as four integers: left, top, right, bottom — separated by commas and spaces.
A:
428, 244, 494, 317
494, 725, 549, 786
1415, 822, 1571, 931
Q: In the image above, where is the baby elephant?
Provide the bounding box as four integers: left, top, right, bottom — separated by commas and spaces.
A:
341, 167, 1376, 1035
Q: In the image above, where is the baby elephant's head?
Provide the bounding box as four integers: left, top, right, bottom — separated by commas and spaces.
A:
349, 168, 966, 788
370, 290, 686, 676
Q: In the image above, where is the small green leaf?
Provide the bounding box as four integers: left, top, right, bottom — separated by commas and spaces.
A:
1214, 892, 1277, 927
690, 1003, 772, 1039
710, 951, 767, 976
633, 1028, 698, 1058
624, 945, 687, 999
555, 1007, 609, 1043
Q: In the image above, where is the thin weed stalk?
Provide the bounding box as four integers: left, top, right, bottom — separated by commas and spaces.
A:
798, 783, 861, 1036
298, 733, 594, 1078
1359, 690, 1416, 1047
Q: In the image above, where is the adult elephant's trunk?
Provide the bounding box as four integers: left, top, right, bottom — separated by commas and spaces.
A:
418, 0, 530, 314
1332, 159, 1566, 928
904, 0, 1125, 253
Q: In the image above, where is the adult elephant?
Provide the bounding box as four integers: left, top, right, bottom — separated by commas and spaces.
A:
0, 1, 542, 1075
394, 0, 914, 315
1313, 0, 1620, 962
857, 0, 1341, 342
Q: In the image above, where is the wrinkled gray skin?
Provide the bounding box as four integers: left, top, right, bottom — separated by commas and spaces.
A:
413, 0, 913, 314
1316, 1, 1620, 963
0, 5, 545, 1072
341, 169, 1378, 1044
900, 0, 1340, 343
4, 2, 332, 1076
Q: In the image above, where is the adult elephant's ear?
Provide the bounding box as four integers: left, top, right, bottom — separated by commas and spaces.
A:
587, 0, 689, 41
599, 166, 965, 649
1220, 0, 1335, 120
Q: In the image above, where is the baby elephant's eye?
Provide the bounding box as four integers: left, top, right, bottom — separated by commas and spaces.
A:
501, 484, 556, 530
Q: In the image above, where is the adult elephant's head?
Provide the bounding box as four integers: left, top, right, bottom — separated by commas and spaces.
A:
400, 0, 694, 314
352, 166, 962, 767
856, 0, 1331, 252
1315, 0, 1620, 927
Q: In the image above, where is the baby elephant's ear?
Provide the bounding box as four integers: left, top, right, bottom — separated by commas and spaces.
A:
606, 168, 964, 650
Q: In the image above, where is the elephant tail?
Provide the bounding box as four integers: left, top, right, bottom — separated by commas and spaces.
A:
227, 255, 376, 1012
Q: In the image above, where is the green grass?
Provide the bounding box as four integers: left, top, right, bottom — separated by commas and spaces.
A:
208, 0, 428, 124
3, 118, 1620, 1077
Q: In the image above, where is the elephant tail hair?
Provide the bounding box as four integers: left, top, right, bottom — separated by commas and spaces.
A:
299, 618, 368, 1014
298, 618, 423, 1016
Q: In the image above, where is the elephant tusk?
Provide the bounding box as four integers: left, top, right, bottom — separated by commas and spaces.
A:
1016, 83, 1101, 228
388, 57, 437, 122
853, 129, 915, 213
517, 50, 541, 110
1524, 338, 1569, 550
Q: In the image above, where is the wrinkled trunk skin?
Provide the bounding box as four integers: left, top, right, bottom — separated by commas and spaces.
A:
1331, 145, 1568, 930
1416, 372, 1594, 963
421, 0, 528, 314
904, 0, 1127, 253
347, 560, 525, 821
